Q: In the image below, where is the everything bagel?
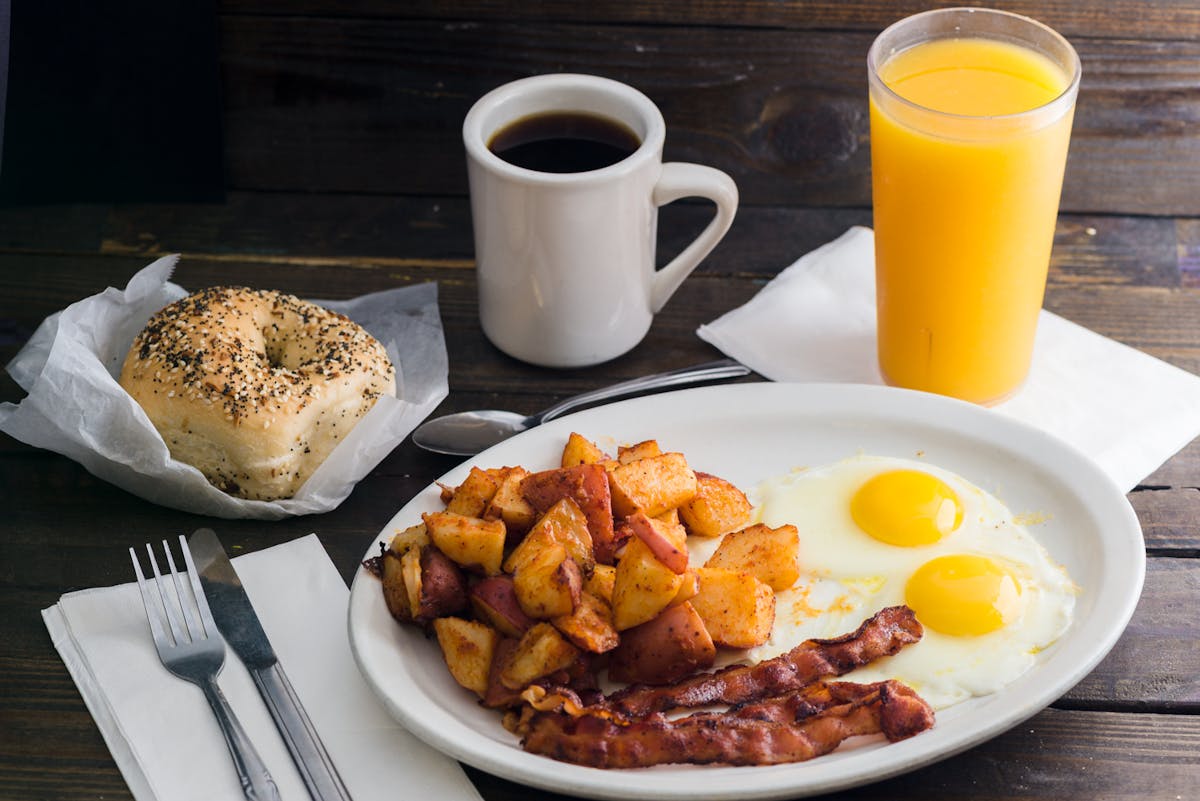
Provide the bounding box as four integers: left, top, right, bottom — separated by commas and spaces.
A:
119, 286, 396, 500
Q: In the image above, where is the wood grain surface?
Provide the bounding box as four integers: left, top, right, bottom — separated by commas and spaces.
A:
2, 2, 1199, 800
212, 12, 1200, 213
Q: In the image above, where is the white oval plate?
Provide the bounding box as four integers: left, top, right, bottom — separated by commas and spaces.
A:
348, 383, 1145, 800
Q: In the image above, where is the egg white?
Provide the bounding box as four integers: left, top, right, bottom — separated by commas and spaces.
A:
697, 454, 1077, 711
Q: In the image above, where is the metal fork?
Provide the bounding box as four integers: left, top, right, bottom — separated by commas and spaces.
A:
131, 536, 282, 801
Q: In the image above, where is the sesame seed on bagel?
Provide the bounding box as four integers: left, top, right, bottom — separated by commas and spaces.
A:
119, 286, 395, 500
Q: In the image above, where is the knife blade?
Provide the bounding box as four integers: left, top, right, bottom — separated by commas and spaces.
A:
189, 528, 353, 801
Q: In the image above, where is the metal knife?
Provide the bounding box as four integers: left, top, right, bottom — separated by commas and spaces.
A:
189, 528, 353, 801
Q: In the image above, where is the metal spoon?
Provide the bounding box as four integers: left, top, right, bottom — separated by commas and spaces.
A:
412, 358, 751, 456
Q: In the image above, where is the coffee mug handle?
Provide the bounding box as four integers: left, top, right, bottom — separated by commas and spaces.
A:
650, 162, 739, 313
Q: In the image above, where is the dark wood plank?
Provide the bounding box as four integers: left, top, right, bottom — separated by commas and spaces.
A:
1043, 284, 1200, 376
1130, 487, 1200, 555
3, 223, 1198, 472
832, 707, 1200, 800
3, 701, 1199, 801
8, 247, 1195, 394
1172, 218, 1200, 289
1140, 437, 1200, 490
213, 17, 1200, 214
0, 196, 1185, 289
220, 0, 1200, 43
1060, 558, 1200, 710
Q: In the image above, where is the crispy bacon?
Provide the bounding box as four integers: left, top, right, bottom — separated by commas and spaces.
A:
725, 680, 857, 723
604, 605, 923, 717
520, 679, 934, 768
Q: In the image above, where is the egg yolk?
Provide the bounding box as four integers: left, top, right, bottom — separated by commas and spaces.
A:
850, 469, 963, 546
905, 554, 1022, 636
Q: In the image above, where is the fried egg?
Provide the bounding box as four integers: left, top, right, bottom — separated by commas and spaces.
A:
725, 454, 1077, 710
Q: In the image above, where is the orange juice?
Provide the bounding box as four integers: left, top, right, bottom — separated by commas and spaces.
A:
869, 21, 1078, 404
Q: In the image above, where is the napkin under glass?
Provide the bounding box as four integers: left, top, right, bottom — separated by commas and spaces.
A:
698, 226, 1200, 492
0, 257, 449, 519
43, 534, 482, 801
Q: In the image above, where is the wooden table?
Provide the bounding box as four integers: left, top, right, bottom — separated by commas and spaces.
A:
2, 2, 1198, 799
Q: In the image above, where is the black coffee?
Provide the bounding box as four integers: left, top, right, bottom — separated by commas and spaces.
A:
488, 111, 641, 173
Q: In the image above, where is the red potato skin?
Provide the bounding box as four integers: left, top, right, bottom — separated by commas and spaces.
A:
470, 575, 536, 637
414, 546, 470, 624
609, 519, 636, 562
557, 557, 585, 612
521, 464, 618, 564
626, 511, 689, 574
607, 602, 716, 685
482, 638, 524, 709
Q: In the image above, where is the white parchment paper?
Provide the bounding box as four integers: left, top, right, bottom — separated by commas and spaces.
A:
0, 256, 449, 518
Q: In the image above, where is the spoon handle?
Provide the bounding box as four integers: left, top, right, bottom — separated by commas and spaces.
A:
533, 358, 751, 425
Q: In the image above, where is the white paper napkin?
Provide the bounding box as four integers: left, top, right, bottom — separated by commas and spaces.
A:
0, 259, 449, 519
43, 534, 482, 801
698, 226, 1200, 492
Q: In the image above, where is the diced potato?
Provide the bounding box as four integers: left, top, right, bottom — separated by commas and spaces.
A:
562, 432, 608, 467
626, 510, 689, 574
482, 638, 524, 709
608, 452, 697, 518
483, 466, 537, 536
445, 466, 502, 517
690, 566, 775, 649
670, 569, 699, 606
380, 548, 412, 622
513, 543, 582, 619
530, 497, 595, 575
655, 508, 681, 526
609, 518, 635, 562
617, 439, 662, 464
422, 510, 506, 575
469, 575, 535, 638
401, 548, 422, 619
503, 496, 595, 577
607, 601, 715, 685
502, 525, 556, 576
420, 546, 472, 622
500, 623, 580, 690
704, 523, 800, 592
679, 471, 754, 538
585, 563, 616, 604
611, 536, 685, 631
384, 544, 469, 625
522, 463, 617, 564
388, 522, 430, 556
552, 592, 619, 654
433, 617, 499, 697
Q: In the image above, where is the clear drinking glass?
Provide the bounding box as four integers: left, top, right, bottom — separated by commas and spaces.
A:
869, 8, 1081, 404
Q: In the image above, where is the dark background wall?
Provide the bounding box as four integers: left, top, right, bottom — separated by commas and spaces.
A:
3, 1, 1199, 214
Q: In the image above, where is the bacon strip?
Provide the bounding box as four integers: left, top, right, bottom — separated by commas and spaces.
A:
605, 605, 923, 717
520, 679, 934, 768
723, 680, 867, 723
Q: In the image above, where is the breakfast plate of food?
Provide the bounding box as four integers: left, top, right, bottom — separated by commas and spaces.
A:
347, 382, 1144, 800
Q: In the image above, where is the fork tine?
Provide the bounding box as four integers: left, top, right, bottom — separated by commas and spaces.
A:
145, 542, 187, 646
163, 537, 202, 640
178, 534, 218, 637
130, 547, 171, 649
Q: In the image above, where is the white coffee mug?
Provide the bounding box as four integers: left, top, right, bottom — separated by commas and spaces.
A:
463, 73, 738, 368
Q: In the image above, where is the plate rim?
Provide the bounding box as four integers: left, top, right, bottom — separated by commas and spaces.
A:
347, 382, 1146, 800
